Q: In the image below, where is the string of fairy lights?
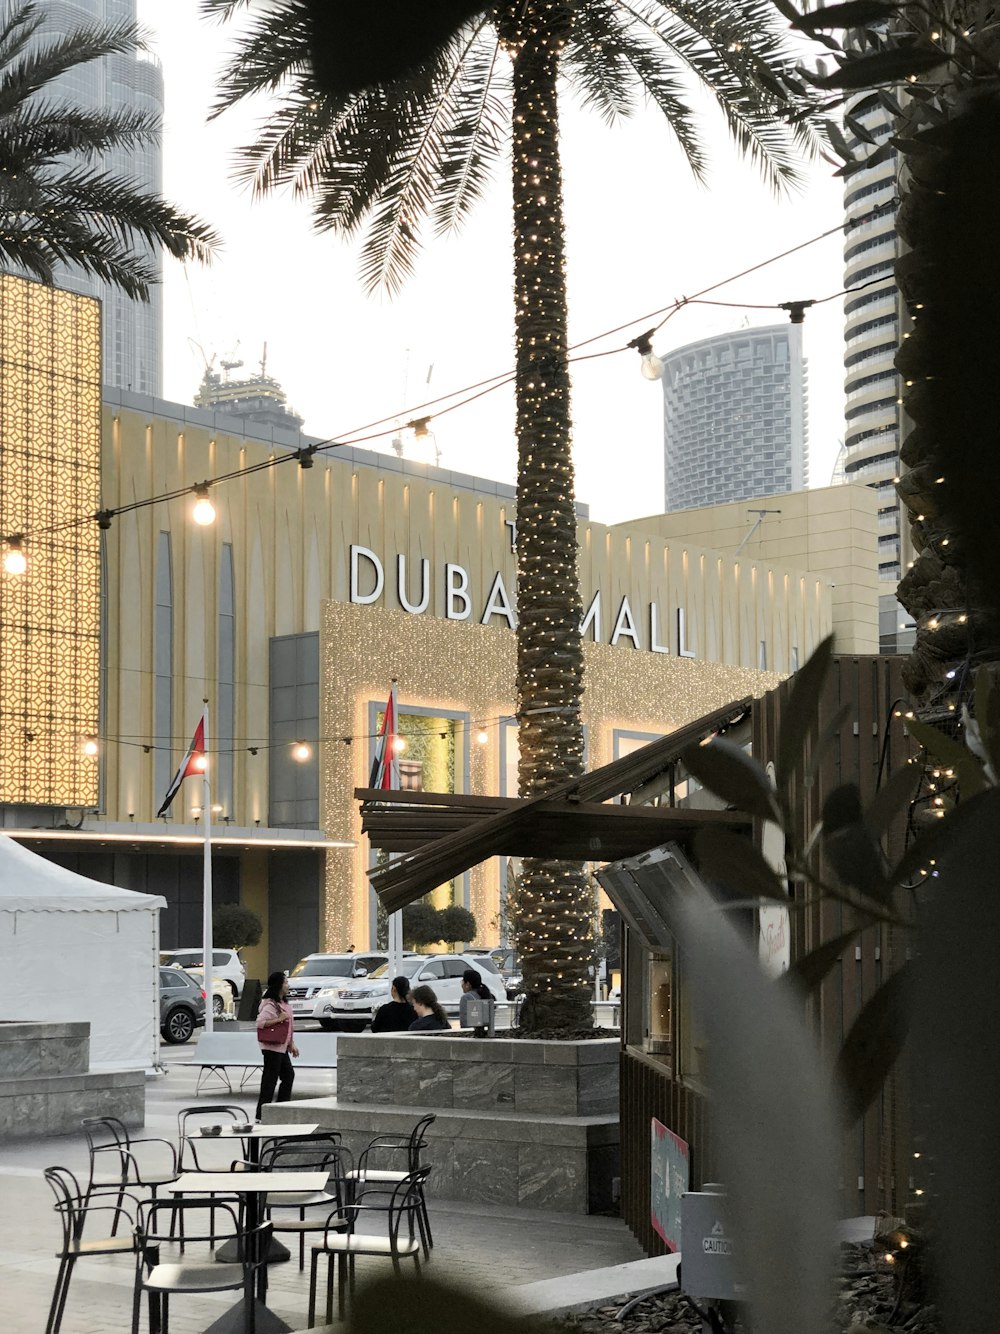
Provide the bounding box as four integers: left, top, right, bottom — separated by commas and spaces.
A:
0, 202, 898, 574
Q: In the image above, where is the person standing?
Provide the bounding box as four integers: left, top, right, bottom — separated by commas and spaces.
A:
459, 969, 494, 1034
371, 976, 415, 1032
256, 970, 298, 1119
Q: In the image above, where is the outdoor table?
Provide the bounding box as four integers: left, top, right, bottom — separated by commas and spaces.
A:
167, 1170, 329, 1334
183, 1123, 320, 1264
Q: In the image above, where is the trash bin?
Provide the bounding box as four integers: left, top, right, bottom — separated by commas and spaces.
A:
237, 978, 262, 1022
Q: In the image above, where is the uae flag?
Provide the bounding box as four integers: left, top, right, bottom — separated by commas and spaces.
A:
369, 682, 399, 791
157, 714, 206, 817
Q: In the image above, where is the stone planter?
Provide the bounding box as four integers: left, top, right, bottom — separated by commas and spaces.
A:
265, 1034, 620, 1214
0, 1020, 144, 1137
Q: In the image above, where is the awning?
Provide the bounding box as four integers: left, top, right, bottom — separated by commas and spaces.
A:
359, 696, 752, 913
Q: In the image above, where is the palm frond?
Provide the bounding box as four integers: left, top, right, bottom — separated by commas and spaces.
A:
209, 0, 310, 117
0, 217, 158, 299
566, 2, 707, 180
0, 101, 158, 166
618, 0, 826, 192
0, 12, 143, 119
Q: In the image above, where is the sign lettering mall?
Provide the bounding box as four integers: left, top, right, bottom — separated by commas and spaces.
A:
348, 545, 698, 658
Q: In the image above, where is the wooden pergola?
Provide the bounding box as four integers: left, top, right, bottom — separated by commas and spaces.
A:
358, 696, 754, 913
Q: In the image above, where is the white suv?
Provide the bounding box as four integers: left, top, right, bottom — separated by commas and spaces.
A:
320, 953, 507, 1031
286, 952, 390, 1030
160, 948, 245, 1002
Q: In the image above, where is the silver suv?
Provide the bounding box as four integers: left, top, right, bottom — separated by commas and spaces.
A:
286, 952, 390, 1030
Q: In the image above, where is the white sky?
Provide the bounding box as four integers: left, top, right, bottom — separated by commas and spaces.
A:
137, 3, 845, 526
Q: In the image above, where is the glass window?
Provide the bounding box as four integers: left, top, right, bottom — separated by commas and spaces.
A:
160, 969, 184, 989
419, 961, 445, 980
290, 956, 354, 978
212, 952, 231, 966
444, 959, 469, 979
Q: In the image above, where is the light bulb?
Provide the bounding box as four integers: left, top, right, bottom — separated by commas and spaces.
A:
476, 728, 489, 745
4, 538, 26, 575
82, 737, 99, 757
192, 486, 216, 526
391, 736, 407, 753
640, 352, 664, 381
193, 754, 208, 772
292, 741, 312, 762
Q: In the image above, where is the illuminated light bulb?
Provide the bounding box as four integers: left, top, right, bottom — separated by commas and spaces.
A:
82, 737, 99, 757
192, 485, 216, 525
3, 536, 26, 575
193, 754, 208, 772
899, 1239, 909, 1249
476, 728, 489, 745
915, 1189, 925, 1195
292, 741, 312, 762
391, 736, 407, 753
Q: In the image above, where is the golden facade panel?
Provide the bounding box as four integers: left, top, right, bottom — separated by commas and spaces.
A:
0, 277, 101, 806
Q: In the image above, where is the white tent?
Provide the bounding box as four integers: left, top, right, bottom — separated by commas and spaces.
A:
0, 835, 166, 1071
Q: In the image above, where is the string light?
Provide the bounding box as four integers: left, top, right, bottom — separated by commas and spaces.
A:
291, 741, 312, 762
81, 737, 99, 757
476, 727, 489, 745
3, 535, 26, 575
192, 484, 216, 526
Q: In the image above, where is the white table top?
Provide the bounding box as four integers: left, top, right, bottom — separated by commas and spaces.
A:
187, 1123, 320, 1141
169, 1171, 329, 1195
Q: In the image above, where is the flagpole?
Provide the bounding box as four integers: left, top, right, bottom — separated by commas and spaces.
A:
201, 701, 214, 1035
385, 681, 403, 982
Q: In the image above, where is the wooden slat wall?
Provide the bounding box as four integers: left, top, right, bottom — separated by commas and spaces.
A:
619, 656, 915, 1251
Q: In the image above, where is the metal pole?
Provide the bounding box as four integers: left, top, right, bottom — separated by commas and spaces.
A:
201, 701, 214, 1035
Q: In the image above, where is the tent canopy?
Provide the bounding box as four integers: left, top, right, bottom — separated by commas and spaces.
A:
0, 835, 166, 1071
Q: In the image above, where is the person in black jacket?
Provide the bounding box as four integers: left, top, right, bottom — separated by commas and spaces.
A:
371, 976, 415, 1033
408, 985, 450, 1031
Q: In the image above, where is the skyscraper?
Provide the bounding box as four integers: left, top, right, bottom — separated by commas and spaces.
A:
661, 324, 808, 513
29, 1, 165, 395
841, 92, 913, 652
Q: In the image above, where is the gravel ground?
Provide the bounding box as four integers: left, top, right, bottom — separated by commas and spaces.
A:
564, 1244, 942, 1334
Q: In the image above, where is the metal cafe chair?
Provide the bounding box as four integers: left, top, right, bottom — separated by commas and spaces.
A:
131, 1197, 270, 1334
176, 1105, 250, 1172
307, 1169, 427, 1326
258, 1140, 353, 1271
347, 1113, 435, 1256
81, 1117, 180, 1234
44, 1166, 141, 1334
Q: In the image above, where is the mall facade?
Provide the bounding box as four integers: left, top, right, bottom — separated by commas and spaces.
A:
0, 276, 879, 977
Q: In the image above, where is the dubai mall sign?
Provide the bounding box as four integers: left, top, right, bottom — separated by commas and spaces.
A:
348, 545, 697, 658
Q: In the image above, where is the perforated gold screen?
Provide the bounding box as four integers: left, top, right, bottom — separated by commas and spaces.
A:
0, 277, 101, 805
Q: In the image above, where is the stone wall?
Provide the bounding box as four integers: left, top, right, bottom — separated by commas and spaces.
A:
0, 1020, 144, 1138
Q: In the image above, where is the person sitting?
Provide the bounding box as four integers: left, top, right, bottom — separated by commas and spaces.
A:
461, 968, 491, 1000
371, 976, 415, 1032
459, 969, 494, 1034
408, 985, 450, 1032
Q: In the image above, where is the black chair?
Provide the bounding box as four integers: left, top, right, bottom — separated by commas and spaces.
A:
44, 1166, 140, 1334
176, 1105, 250, 1172
347, 1113, 435, 1255
132, 1197, 270, 1334
81, 1117, 179, 1232
259, 1140, 352, 1271
308, 1169, 427, 1325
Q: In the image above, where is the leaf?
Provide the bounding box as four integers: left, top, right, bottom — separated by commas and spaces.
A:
822, 786, 887, 897
680, 737, 779, 822
974, 666, 1000, 780
822, 115, 856, 163
904, 715, 970, 768
693, 827, 788, 902
794, 1, 902, 32
785, 928, 861, 991
835, 963, 912, 1125
777, 635, 834, 797
811, 44, 950, 89
865, 762, 921, 837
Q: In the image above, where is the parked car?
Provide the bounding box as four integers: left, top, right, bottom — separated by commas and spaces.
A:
158, 967, 206, 1044
286, 952, 390, 1029
160, 947, 245, 1002
470, 949, 523, 999
320, 953, 507, 1031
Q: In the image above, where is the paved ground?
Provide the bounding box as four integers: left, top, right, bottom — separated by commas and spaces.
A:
1, 1039, 643, 1333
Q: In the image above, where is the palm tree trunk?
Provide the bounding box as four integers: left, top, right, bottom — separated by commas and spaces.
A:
504, 2, 593, 1032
